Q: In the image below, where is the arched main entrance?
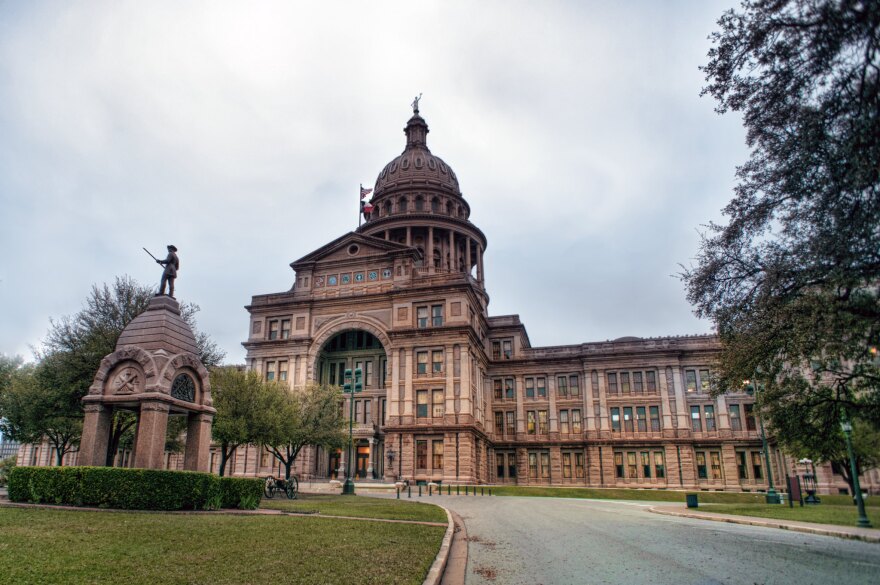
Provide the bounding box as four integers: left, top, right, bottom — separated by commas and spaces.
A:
315, 329, 388, 480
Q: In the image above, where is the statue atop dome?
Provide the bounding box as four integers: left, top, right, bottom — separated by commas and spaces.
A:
411, 93, 422, 114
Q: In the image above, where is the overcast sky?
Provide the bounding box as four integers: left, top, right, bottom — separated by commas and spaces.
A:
0, 0, 747, 364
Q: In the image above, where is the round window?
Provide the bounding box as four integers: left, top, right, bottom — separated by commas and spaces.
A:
348, 244, 360, 255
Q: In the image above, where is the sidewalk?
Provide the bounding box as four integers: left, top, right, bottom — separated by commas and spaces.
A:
650, 504, 880, 544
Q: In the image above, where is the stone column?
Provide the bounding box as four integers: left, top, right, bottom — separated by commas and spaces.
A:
367, 438, 374, 477
389, 349, 400, 421
515, 375, 525, 436
445, 344, 455, 422
585, 369, 596, 433
78, 403, 113, 467
427, 226, 434, 273
715, 395, 731, 437
476, 244, 484, 283
597, 369, 610, 434
406, 226, 412, 246
548, 375, 559, 434
448, 230, 455, 271
461, 350, 472, 419
132, 401, 170, 469
658, 365, 675, 437
184, 412, 213, 472
671, 366, 690, 432
465, 237, 472, 277
403, 349, 414, 421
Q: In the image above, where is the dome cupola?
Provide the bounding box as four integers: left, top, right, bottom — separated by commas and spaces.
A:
373, 111, 461, 198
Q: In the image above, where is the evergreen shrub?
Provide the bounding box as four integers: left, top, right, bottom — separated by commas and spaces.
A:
8, 466, 263, 510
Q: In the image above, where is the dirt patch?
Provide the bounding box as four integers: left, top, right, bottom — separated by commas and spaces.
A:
474, 566, 498, 581
465, 534, 497, 549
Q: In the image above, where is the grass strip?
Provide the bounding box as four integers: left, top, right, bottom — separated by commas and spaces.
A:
261, 494, 447, 522
465, 485, 879, 506
698, 503, 880, 527
0, 507, 444, 585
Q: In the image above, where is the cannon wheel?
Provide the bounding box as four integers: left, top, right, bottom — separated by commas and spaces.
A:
285, 476, 299, 500
264, 476, 277, 499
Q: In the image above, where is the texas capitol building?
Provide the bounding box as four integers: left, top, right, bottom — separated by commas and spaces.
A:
238, 106, 784, 493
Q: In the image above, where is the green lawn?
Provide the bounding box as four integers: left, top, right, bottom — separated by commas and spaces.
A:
475, 485, 773, 504
461, 485, 880, 506
261, 494, 447, 523
700, 503, 880, 527
0, 508, 445, 585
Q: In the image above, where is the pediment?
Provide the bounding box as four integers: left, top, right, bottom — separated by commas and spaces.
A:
291, 232, 415, 269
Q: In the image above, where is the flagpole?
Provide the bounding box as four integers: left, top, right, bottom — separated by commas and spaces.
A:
358, 183, 362, 229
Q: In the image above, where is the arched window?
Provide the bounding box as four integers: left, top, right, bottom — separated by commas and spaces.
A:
415, 196, 424, 211
446, 201, 453, 216
457, 206, 463, 218
433, 250, 442, 269
385, 202, 392, 216
399, 197, 408, 212
431, 197, 440, 212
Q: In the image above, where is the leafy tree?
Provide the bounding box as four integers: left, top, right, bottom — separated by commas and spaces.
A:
0, 354, 24, 395
260, 383, 346, 480
210, 367, 284, 476
683, 1, 880, 459
768, 387, 880, 495
0, 360, 82, 465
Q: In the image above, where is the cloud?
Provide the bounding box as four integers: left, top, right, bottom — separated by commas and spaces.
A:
0, 0, 746, 362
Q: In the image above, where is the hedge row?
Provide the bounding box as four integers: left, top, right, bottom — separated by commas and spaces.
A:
7, 466, 263, 511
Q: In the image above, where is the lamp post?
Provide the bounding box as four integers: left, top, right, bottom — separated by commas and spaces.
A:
387, 446, 396, 481
840, 414, 872, 528
744, 377, 780, 504
342, 367, 363, 496
799, 457, 821, 505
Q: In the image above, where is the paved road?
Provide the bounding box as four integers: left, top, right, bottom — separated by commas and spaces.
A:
407, 495, 880, 585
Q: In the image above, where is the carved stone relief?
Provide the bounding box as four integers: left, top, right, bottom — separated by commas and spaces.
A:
112, 366, 141, 395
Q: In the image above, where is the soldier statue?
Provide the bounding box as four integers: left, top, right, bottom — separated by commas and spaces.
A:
157, 244, 179, 298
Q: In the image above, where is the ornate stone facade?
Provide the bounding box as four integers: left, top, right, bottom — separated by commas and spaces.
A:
240, 109, 829, 492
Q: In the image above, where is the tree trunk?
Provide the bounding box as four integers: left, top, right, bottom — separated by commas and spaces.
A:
284, 459, 293, 480
106, 414, 135, 466
55, 444, 65, 466
219, 443, 237, 477
836, 458, 856, 500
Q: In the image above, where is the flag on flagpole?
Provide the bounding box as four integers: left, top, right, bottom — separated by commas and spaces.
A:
360, 186, 373, 200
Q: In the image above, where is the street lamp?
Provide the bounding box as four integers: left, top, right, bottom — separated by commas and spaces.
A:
743, 377, 780, 504
840, 414, 872, 528
798, 457, 821, 505
342, 367, 363, 496
386, 446, 396, 480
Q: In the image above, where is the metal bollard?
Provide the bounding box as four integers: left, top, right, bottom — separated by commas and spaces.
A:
448, 485, 451, 495
457, 485, 460, 496
396, 487, 400, 499
408, 485, 412, 498
418, 484, 422, 497
429, 484, 432, 496
489, 488, 492, 496
481, 487, 484, 496
465, 485, 468, 496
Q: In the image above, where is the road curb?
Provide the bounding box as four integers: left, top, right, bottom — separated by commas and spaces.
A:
649, 506, 880, 544
422, 505, 455, 585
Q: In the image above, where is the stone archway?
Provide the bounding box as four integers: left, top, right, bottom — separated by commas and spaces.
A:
306, 314, 393, 382
308, 316, 391, 480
